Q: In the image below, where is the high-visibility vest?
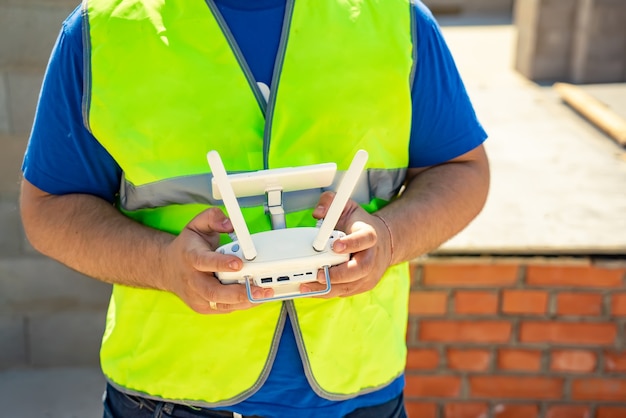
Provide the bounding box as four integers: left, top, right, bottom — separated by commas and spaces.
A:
85, 0, 414, 406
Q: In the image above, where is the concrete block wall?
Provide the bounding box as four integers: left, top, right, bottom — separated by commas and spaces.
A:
0, 0, 111, 370
514, 0, 626, 83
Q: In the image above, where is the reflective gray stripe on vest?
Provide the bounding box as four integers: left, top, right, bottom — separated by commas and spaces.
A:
119, 168, 406, 212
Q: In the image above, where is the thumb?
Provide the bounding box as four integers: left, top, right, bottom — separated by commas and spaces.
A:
312, 191, 337, 220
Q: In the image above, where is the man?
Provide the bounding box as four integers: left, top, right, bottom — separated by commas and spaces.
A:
20, 0, 489, 417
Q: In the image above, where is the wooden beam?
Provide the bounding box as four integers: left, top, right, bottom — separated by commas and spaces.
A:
554, 82, 626, 147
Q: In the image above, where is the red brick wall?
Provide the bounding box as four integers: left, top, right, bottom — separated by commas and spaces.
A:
405, 257, 626, 418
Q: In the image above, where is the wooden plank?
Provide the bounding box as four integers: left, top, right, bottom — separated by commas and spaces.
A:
554, 82, 626, 147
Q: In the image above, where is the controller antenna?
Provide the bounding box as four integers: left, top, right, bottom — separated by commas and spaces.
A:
312, 150, 368, 251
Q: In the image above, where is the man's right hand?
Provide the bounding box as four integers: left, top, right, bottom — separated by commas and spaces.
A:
159, 207, 272, 314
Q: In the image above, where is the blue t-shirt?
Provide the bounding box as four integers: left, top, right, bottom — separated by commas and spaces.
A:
22, 1, 486, 417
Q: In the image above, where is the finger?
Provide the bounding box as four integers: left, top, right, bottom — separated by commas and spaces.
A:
331, 221, 377, 255
188, 207, 234, 235
187, 246, 243, 273
301, 274, 367, 299
206, 303, 247, 314
311, 260, 376, 298
190, 274, 250, 305
193, 297, 265, 314
300, 285, 335, 297
328, 281, 370, 298
197, 274, 275, 303
317, 249, 374, 284
206, 298, 260, 313
207, 284, 273, 311
301, 258, 367, 296
190, 299, 254, 315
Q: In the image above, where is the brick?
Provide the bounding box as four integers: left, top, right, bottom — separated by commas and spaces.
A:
519, 321, 616, 345
405, 402, 437, 418
454, 291, 498, 315
556, 292, 603, 316
444, 402, 488, 418
422, 264, 519, 287
405, 375, 461, 398
597, 406, 626, 418
408, 291, 447, 315
447, 348, 491, 371
406, 348, 439, 370
470, 376, 563, 399
546, 405, 589, 418
550, 349, 597, 373
28, 310, 105, 367
419, 320, 512, 343
526, 265, 625, 288
572, 378, 626, 401
0, 315, 27, 368
497, 348, 541, 371
493, 404, 539, 418
604, 351, 626, 372
502, 290, 548, 315
610, 293, 626, 316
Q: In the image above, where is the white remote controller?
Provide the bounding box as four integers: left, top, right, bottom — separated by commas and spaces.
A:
216, 228, 348, 299
207, 150, 368, 302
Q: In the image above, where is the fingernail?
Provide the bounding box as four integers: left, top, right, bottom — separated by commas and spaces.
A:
301, 285, 312, 293
228, 260, 240, 270
333, 241, 346, 252
252, 288, 264, 299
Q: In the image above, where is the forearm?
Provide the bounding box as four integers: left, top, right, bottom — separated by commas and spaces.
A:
376, 145, 490, 264
20, 179, 173, 290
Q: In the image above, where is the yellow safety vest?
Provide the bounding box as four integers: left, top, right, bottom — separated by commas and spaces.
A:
85, 0, 414, 406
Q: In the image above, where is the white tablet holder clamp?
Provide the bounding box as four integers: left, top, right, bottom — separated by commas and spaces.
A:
207, 150, 368, 303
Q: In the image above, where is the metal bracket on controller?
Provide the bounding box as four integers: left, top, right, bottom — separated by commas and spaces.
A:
265, 187, 286, 230
244, 266, 332, 303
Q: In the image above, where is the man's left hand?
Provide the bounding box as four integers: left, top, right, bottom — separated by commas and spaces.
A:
300, 191, 393, 298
